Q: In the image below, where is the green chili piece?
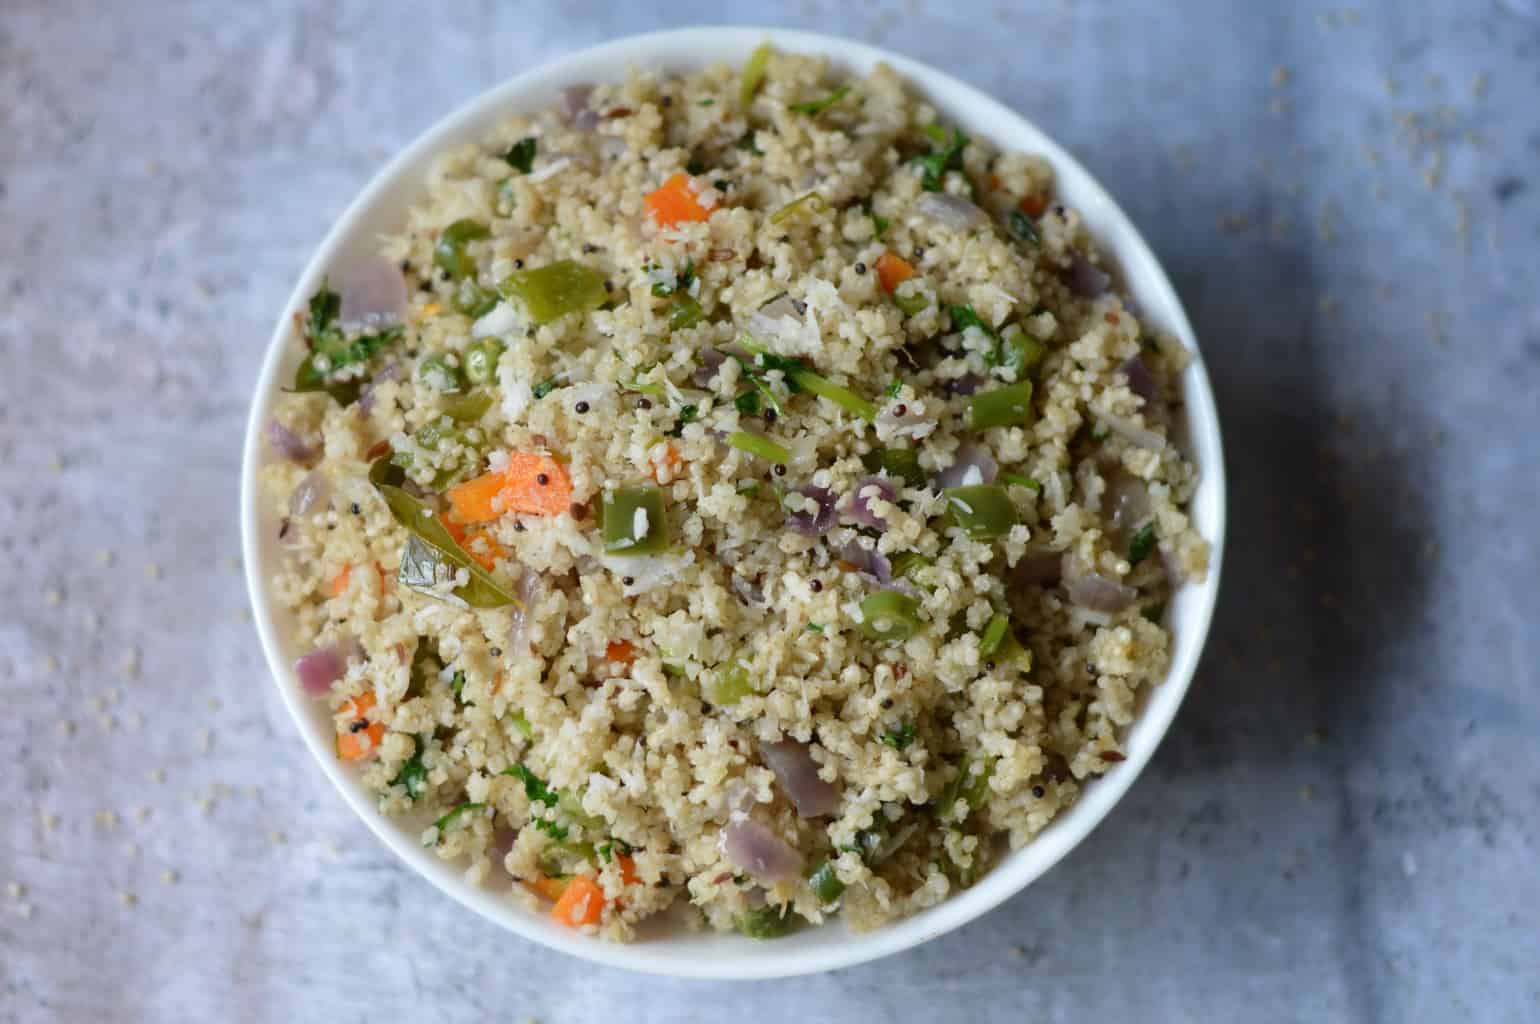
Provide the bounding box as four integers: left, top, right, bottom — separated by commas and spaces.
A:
769, 191, 825, 225
856, 591, 922, 643
434, 219, 490, 280
417, 354, 464, 393
451, 278, 500, 319
999, 471, 1041, 492
979, 614, 1011, 657
740, 42, 772, 107
463, 339, 503, 384
861, 448, 925, 487
968, 382, 1035, 430
788, 368, 877, 421
441, 390, 493, 422
997, 324, 1046, 378
600, 484, 668, 555
702, 661, 754, 706
666, 293, 705, 330
808, 860, 845, 905
736, 903, 795, 939
500, 260, 608, 325
892, 284, 929, 317
944, 484, 1017, 539
727, 431, 791, 464
887, 551, 930, 580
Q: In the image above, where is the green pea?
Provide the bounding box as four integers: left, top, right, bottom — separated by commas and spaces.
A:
451, 278, 499, 318
416, 354, 464, 393
967, 382, 1035, 430
856, 591, 922, 643
463, 339, 504, 384
944, 484, 1017, 539
434, 219, 490, 280
600, 484, 669, 555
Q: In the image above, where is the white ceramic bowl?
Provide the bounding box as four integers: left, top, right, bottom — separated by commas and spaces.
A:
241, 25, 1226, 979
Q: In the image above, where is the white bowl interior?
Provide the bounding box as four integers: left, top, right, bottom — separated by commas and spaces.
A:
241, 26, 1227, 980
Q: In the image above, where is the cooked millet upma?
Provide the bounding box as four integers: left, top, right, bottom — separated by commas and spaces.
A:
260, 45, 1209, 941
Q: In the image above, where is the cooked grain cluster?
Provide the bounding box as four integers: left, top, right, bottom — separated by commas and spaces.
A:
261, 47, 1208, 941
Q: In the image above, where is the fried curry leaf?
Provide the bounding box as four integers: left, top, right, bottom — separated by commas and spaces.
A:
370, 460, 520, 609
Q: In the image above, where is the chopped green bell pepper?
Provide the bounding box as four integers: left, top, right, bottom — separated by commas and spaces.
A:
500, 260, 608, 325
944, 485, 1017, 539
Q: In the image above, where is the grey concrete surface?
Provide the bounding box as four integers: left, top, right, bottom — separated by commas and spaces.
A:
1, 1, 1537, 1021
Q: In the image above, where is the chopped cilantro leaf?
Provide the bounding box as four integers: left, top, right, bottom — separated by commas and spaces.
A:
532, 376, 559, 400
734, 389, 762, 415
504, 764, 559, 807
913, 125, 969, 192
1128, 522, 1157, 566
881, 722, 916, 750
1008, 210, 1041, 246
503, 137, 537, 174
805, 623, 825, 634
885, 380, 903, 398
389, 736, 429, 800
789, 84, 851, 116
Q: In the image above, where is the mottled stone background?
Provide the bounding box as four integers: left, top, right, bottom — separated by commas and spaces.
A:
1, 2, 1536, 1021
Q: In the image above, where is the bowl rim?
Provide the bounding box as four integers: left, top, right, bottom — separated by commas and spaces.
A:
241, 24, 1227, 980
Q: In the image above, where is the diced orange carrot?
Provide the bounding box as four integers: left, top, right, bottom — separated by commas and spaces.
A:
445, 471, 506, 523
645, 172, 715, 229
651, 442, 684, 484
337, 691, 385, 761
551, 875, 605, 928
875, 251, 916, 293
616, 855, 639, 887
524, 876, 570, 903
439, 514, 506, 570
496, 453, 572, 516
605, 640, 637, 669
1019, 193, 1049, 218
448, 453, 573, 523
330, 565, 352, 597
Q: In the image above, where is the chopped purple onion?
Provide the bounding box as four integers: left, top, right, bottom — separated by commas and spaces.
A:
943, 373, 984, 397
760, 740, 839, 818
288, 470, 329, 518
337, 258, 408, 328
561, 83, 596, 129
266, 419, 317, 465
838, 539, 893, 585
692, 347, 728, 388
1012, 549, 1063, 587
847, 475, 897, 529
757, 293, 807, 321
1063, 555, 1137, 612
721, 820, 803, 883
358, 361, 401, 417
1068, 253, 1110, 298
933, 443, 999, 489
1102, 472, 1152, 534
786, 485, 837, 536
294, 640, 361, 697
507, 566, 543, 655
1120, 356, 1158, 405
731, 574, 766, 606
1095, 411, 1166, 451
915, 192, 989, 231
